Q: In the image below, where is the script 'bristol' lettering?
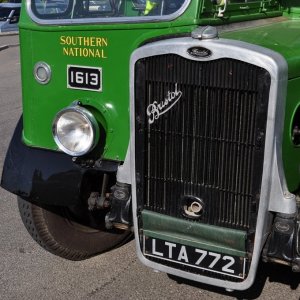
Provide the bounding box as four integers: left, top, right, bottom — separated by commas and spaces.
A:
146, 83, 182, 124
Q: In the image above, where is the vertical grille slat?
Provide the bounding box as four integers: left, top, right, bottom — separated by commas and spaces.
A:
135, 54, 270, 231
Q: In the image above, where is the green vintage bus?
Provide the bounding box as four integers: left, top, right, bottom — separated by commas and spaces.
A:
1, 0, 300, 291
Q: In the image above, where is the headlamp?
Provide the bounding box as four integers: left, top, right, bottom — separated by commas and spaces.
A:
52, 105, 99, 156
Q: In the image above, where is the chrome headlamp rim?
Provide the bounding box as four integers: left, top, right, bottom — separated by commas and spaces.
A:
52, 105, 99, 157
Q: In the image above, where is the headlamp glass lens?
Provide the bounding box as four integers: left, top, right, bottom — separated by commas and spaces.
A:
53, 108, 98, 156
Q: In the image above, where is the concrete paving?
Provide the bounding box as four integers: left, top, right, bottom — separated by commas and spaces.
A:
0, 33, 19, 50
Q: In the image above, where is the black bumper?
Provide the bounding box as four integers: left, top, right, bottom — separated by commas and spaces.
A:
1, 118, 118, 206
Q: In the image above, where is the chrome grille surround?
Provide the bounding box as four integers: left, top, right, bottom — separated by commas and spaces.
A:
129, 37, 294, 290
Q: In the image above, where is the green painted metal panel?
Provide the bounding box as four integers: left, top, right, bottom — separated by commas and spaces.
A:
220, 20, 300, 80
19, 25, 197, 160
142, 210, 247, 257
282, 78, 300, 192
18, 0, 200, 160
17, 0, 299, 191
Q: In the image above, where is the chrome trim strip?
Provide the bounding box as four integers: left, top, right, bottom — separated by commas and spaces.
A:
117, 146, 131, 184
129, 37, 295, 290
26, 0, 191, 25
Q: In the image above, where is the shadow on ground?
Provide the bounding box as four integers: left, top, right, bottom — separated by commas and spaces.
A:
168, 261, 300, 299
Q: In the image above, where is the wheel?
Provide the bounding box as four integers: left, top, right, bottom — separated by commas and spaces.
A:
18, 197, 132, 260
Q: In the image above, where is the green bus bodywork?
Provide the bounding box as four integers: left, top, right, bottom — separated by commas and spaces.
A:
1, 0, 299, 291
18, 0, 300, 192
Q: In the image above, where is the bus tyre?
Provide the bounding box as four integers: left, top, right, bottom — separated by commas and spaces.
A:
17, 197, 132, 260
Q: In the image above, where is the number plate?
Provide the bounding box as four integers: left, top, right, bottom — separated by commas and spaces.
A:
143, 236, 246, 279
67, 65, 102, 92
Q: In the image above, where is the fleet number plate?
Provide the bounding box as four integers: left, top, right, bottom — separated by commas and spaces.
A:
67, 65, 102, 92
143, 236, 246, 279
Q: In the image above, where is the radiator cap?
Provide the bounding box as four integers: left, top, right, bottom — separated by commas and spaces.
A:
191, 26, 218, 40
